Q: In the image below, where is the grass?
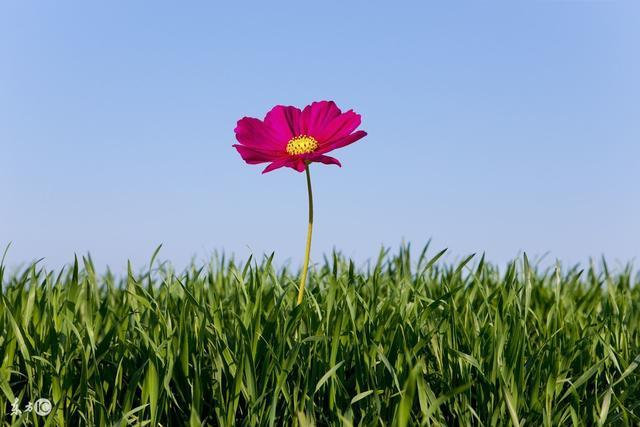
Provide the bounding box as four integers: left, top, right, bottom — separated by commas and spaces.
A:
1, 245, 639, 426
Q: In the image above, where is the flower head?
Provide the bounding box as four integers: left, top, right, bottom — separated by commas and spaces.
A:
233, 101, 367, 173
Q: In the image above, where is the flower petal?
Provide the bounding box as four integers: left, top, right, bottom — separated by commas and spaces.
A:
276, 157, 306, 172
314, 110, 362, 146
290, 158, 307, 172
233, 144, 283, 164
301, 101, 342, 136
234, 117, 281, 149
261, 158, 290, 174
316, 130, 367, 155
309, 154, 342, 167
263, 105, 302, 143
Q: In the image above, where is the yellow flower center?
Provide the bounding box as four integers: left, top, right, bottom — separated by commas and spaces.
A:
286, 135, 318, 156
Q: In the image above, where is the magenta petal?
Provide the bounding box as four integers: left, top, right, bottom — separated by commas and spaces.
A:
309, 154, 342, 167
261, 158, 290, 173
234, 117, 281, 149
233, 144, 282, 164
288, 158, 306, 172
316, 130, 367, 155
263, 105, 302, 143
301, 101, 342, 135
314, 111, 362, 145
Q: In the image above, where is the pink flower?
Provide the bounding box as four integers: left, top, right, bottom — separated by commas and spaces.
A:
233, 101, 367, 173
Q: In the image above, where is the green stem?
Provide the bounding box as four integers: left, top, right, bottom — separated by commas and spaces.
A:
297, 164, 313, 305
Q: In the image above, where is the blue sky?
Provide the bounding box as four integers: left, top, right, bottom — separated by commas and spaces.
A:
2, 1, 639, 272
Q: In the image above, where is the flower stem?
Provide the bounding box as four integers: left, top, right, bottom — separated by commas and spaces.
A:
297, 164, 313, 305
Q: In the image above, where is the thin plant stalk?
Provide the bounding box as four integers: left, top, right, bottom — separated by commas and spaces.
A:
297, 163, 313, 304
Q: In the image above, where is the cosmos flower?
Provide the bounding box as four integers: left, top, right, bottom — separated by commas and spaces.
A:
233, 101, 366, 304
233, 101, 367, 173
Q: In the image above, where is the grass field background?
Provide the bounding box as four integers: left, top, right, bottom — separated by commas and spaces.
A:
1, 245, 639, 426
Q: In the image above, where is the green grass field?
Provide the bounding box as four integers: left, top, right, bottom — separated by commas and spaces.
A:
1, 246, 639, 426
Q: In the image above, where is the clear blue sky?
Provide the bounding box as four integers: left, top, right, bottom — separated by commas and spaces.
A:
2, 1, 639, 272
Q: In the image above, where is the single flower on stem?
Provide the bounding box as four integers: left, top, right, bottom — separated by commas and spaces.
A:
233, 100, 367, 304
